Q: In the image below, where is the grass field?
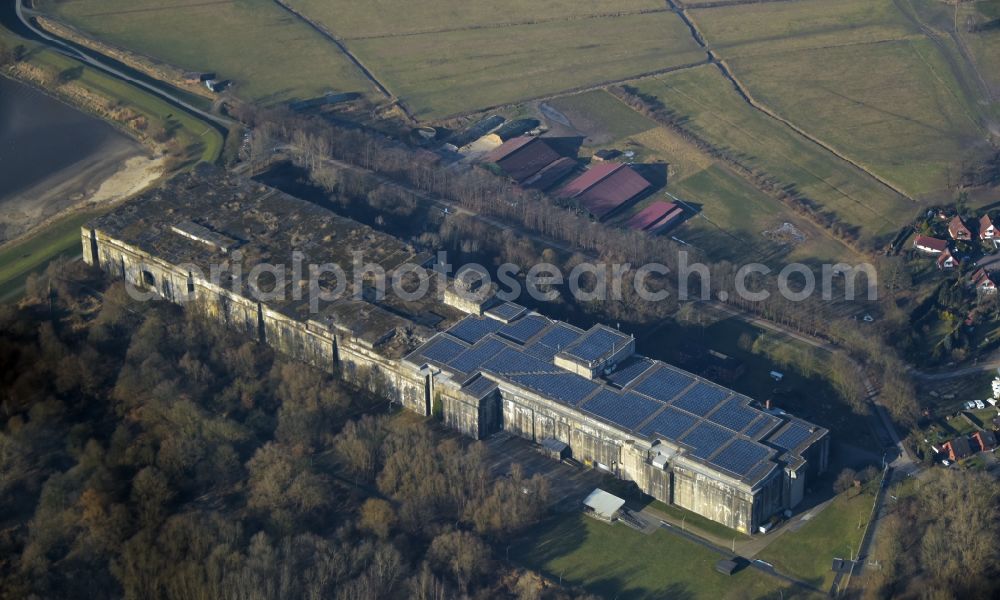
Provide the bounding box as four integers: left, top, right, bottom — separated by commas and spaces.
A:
632, 65, 913, 248
36, 0, 373, 104
757, 488, 876, 591
690, 0, 993, 199
515, 513, 789, 600
0, 209, 97, 302
295, 6, 705, 118
546, 89, 658, 144
289, 0, 664, 38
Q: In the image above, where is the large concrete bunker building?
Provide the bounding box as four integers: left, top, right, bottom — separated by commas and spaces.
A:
82, 168, 828, 534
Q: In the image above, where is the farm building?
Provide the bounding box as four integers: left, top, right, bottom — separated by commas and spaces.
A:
913, 235, 948, 254
557, 162, 652, 221
83, 167, 829, 536
522, 157, 578, 191
487, 136, 563, 183
625, 201, 684, 234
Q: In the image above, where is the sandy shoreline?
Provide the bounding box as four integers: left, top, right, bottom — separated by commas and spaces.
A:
0, 150, 165, 250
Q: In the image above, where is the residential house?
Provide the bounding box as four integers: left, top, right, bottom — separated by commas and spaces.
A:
971, 268, 999, 294
913, 234, 948, 254
949, 216, 973, 241
941, 437, 973, 461
937, 250, 956, 269
972, 430, 996, 453
980, 215, 996, 240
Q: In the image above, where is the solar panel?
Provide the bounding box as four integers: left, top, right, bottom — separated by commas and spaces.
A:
419, 336, 468, 364
631, 366, 694, 402
462, 375, 498, 398
485, 302, 527, 321
708, 397, 760, 433
447, 317, 503, 344
507, 372, 600, 405
679, 422, 733, 459
580, 390, 663, 430
498, 315, 550, 345
605, 357, 656, 388
672, 383, 729, 417
523, 323, 582, 360
447, 337, 509, 373
563, 327, 629, 362
769, 422, 814, 452
639, 406, 697, 441
744, 414, 781, 440
709, 439, 772, 477
482, 347, 559, 375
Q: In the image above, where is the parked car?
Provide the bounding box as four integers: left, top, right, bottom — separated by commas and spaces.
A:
963, 401, 975, 410
975, 400, 986, 409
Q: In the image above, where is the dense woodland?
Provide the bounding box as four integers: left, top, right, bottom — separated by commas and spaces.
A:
0, 262, 593, 600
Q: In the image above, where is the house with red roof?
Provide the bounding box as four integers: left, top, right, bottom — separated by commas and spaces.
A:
913, 235, 948, 254
971, 268, 999, 294
948, 216, 973, 240
937, 250, 956, 270
980, 214, 996, 240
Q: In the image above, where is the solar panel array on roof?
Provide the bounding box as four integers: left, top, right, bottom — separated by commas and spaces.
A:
769, 421, 814, 452
448, 337, 509, 373
710, 439, 772, 477
563, 327, 629, 363
672, 384, 729, 417
419, 336, 468, 365
632, 366, 695, 402
498, 315, 550, 345
483, 347, 558, 375
681, 422, 733, 459
708, 397, 760, 433
605, 356, 656, 388
507, 372, 601, 405
447, 317, 503, 344
486, 302, 527, 322
744, 414, 781, 440
524, 323, 583, 360
640, 406, 697, 441
581, 390, 664, 430
462, 375, 498, 398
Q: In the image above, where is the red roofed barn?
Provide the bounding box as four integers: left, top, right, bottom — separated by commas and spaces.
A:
913, 235, 948, 254
488, 136, 561, 183
557, 162, 652, 221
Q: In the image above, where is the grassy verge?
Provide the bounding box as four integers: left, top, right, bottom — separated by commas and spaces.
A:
647, 499, 749, 541
514, 512, 788, 600
0, 209, 100, 302
757, 489, 875, 590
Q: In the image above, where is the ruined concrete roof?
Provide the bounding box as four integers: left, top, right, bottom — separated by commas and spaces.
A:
88, 165, 463, 356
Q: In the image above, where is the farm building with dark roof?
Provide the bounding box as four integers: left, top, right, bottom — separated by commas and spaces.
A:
487, 136, 562, 182
557, 162, 652, 220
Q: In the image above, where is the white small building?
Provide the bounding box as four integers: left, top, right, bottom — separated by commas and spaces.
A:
582, 488, 626, 522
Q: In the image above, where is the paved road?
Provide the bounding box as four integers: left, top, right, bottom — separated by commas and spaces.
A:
14, 0, 234, 130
